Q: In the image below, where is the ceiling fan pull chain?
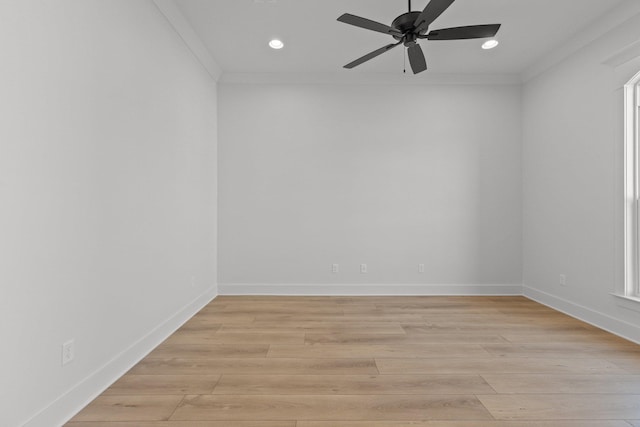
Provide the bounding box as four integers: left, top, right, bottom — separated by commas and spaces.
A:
337, 0, 501, 74
404, 48, 407, 73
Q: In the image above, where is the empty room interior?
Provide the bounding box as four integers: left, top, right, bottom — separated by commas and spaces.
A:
4, 0, 640, 425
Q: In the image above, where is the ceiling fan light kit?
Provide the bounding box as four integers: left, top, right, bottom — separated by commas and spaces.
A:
269, 39, 284, 49
482, 39, 499, 49
338, 0, 501, 74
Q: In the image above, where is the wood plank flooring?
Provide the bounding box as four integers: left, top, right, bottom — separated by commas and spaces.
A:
66, 296, 640, 426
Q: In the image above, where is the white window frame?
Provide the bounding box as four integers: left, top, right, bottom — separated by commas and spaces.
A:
624, 71, 640, 298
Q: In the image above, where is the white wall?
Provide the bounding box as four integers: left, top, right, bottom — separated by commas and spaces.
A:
522, 8, 640, 342
0, 1, 218, 425
218, 82, 522, 294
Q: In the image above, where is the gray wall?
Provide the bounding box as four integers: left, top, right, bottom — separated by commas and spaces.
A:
218, 83, 522, 291
522, 9, 640, 341
0, 1, 218, 425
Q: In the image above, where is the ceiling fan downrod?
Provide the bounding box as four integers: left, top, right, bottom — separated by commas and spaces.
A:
337, 0, 501, 74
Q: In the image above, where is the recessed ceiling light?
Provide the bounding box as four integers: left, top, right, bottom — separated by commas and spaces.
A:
482, 39, 499, 50
269, 39, 284, 49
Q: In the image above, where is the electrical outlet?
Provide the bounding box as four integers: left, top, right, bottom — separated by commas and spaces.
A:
360, 264, 367, 274
419, 263, 425, 273
62, 340, 75, 366
559, 274, 567, 287
332, 264, 339, 274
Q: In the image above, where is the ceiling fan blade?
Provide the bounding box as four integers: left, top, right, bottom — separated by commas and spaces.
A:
427, 24, 501, 40
344, 41, 403, 69
338, 13, 403, 37
414, 0, 455, 33
407, 44, 427, 74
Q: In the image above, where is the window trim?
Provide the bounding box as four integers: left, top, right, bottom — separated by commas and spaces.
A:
624, 71, 640, 298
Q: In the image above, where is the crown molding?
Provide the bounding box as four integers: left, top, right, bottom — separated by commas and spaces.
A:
603, 39, 640, 68
152, 0, 222, 81
152, 0, 640, 86
522, 0, 640, 82
219, 72, 521, 86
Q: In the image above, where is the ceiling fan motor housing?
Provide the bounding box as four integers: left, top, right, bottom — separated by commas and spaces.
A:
391, 11, 422, 39
338, 0, 501, 74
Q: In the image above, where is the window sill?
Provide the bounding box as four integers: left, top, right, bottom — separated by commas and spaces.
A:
611, 293, 640, 313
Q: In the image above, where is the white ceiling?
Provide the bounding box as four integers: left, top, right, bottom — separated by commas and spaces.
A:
173, 0, 626, 76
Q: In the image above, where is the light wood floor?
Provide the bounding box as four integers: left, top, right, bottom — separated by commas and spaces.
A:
67, 296, 640, 426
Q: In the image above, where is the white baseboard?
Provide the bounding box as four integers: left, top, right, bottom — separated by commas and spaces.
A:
218, 283, 523, 296
523, 286, 640, 345
24, 286, 218, 427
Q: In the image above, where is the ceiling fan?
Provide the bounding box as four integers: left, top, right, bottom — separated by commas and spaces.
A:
337, 0, 501, 74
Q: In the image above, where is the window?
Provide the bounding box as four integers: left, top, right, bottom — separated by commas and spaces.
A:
624, 71, 640, 298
